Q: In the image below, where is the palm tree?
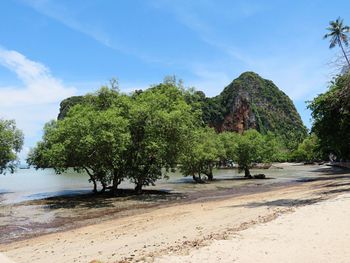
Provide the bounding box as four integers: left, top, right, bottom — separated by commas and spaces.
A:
324, 17, 350, 68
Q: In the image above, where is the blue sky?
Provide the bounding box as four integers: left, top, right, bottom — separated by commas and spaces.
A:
0, 0, 349, 158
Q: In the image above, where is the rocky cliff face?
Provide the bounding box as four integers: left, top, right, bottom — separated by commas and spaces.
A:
203, 72, 307, 148
57, 96, 84, 120
215, 90, 256, 133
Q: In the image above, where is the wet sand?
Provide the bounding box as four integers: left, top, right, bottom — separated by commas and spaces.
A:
0, 164, 349, 262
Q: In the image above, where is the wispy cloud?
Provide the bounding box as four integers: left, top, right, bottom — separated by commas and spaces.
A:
19, 0, 174, 65
20, 0, 113, 48
0, 47, 76, 152
0, 47, 76, 106
152, 1, 329, 101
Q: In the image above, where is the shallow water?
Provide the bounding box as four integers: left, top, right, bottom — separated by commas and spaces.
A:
0, 168, 93, 204
0, 163, 324, 204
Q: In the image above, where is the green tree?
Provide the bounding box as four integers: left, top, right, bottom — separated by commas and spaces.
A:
233, 130, 275, 178
291, 134, 322, 162
217, 131, 239, 167
308, 73, 350, 160
0, 119, 24, 174
324, 17, 350, 67
28, 88, 131, 194
263, 132, 289, 162
179, 127, 221, 182
127, 83, 198, 192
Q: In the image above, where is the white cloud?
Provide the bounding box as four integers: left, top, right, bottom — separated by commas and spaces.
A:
187, 66, 232, 97
0, 47, 76, 154
0, 47, 76, 106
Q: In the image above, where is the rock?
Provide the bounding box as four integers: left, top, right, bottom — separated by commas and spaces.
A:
204, 72, 307, 141
253, 174, 266, 179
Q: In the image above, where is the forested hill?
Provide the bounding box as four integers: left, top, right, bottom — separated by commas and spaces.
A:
199, 72, 307, 149
58, 71, 307, 149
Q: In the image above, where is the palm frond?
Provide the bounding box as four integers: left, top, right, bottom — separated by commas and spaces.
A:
341, 34, 349, 46
329, 38, 338, 48
324, 17, 350, 49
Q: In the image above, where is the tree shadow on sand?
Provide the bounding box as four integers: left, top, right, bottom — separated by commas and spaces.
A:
321, 187, 350, 195
309, 166, 350, 175
229, 197, 326, 208
297, 172, 350, 183
28, 189, 183, 210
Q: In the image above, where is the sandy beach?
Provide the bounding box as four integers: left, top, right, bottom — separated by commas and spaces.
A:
0, 165, 349, 263
156, 193, 350, 263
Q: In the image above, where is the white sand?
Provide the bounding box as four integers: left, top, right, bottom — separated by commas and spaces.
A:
155, 194, 350, 263
0, 253, 15, 263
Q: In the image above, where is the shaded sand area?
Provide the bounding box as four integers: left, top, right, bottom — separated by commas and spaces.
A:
0, 164, 350, 262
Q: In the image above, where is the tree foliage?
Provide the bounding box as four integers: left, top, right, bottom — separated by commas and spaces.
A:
126, 83, 197, 192
290, 134, 322, 162
308, 73, 350, 160
0, 119, 24, 174
29, 83, 198, 193
179, 127, 222, 182
324, 17, 350, 67
28, 88, 131, 193
233, 130, 269, 178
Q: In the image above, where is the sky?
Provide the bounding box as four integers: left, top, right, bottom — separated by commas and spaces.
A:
0, 0, 349, 160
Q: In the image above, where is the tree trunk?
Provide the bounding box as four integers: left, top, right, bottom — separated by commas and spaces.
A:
192, 174, 197, 182
84, 167, 98, 194
92, 178, 98, 193
135, 182, 143, 194
192, 173, 204, 183
207, 163, 214, 181
100, 181, 106, 193
339, 39, 350, 68
112, 171, 122, 195
244, 167, 252, 178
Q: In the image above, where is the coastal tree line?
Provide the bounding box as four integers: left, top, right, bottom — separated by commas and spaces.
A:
26, 81, 311, 194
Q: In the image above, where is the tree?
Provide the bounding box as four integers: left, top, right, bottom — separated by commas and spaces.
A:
0, 119, 24, 174
308, 73, 350, 160
127, 83, 198, 192
217, 131, 239, 167
262, 132, 289, 162
28, 88, 131, 194
179, 127, 222, 182
233, 130, 276, 178
291, 134, 322, 162
324, 17, 350, 67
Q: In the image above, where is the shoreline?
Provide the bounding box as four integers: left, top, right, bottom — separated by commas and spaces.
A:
0, 178, 298, 245
1, 166, 350, 262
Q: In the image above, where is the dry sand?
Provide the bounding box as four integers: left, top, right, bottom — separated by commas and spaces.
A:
0, 253, 15, 263
155, 193, 350, 263
1, 172, 350, 263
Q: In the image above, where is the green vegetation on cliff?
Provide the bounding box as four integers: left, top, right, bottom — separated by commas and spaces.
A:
190, 72, 307, 150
